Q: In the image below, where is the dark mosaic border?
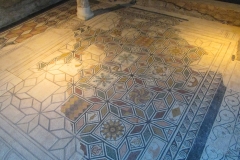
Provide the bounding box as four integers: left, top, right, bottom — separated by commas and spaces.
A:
187, 79, 226, 159
161, 71, 226, 159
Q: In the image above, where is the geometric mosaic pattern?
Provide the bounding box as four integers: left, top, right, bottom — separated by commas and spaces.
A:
0, 0, 238, 160
0, 137, 25, 160
49, 6, 224, 160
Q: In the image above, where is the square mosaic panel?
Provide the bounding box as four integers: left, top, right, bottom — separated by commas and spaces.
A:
88, 70, 119, 91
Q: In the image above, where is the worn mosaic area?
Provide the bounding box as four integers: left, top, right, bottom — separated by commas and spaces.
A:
0, 1, 77, 49
0, 0, 116, 50
0, 0, 239, 160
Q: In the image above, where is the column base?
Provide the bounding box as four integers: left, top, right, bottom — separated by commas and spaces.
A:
77, 6, 94, 20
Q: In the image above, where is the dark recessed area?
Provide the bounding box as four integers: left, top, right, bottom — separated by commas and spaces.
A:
217, 0, 240, 4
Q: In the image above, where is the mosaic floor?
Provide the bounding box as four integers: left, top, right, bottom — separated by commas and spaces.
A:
0, 0, 240, 160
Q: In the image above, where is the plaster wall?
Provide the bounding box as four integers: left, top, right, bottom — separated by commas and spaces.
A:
0, 0, 64, 29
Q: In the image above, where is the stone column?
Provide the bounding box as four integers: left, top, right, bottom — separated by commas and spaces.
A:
77, 0, 94, 20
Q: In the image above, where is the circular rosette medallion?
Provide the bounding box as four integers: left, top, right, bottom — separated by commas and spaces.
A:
100, 119, 125, 141
127, 87, 153, 107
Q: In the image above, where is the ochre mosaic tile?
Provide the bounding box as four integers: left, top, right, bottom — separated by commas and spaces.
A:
61, 95, 91, 121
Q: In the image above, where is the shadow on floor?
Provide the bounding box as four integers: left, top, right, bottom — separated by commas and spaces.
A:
217, 0, 240, 5
93, 2, 134, 17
